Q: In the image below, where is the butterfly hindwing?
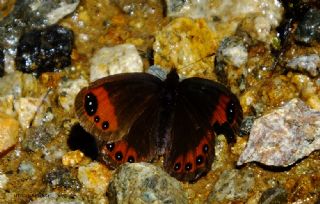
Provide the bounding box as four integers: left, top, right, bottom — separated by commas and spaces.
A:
100, 95, 165, 168
164, 77, 243, 181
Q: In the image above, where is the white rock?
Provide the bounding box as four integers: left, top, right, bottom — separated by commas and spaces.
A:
221, 43, 248, 68
90, 44, 143, 82
287, 54, 320, 77
0, 173, 8, 189
58, 76, 88, 111
14, 97, 42, 129
165, 0, 283, 43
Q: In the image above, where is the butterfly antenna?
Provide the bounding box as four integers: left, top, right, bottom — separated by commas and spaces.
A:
29, 88, 52, 128
180, 52, 215, 70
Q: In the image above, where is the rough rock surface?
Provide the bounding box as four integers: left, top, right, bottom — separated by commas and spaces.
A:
90, 44, 143, 82
0, 112, 19, 154
107, 162, 188, 204
286, 54, 320, 77
15, 25, 74, 75
207, 169, 255, 202
238, 98, 320, 166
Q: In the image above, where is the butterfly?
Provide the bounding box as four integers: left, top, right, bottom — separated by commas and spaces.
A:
74, 69, 242, 182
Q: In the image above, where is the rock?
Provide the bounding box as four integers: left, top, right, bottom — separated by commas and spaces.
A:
207, 169, 255, 202
0, 95, 15, 116
15, 25, 74, 75
259, 187, 288, 204
0, 0, 79, 71
18, 161, 36, 176
286, 54, 320, 77
62, 150, 86, 167
165, 0, 283, 44
0, 173, 8, 189
295, 8, 320, 44
239, 116, 255, 136
29, 193, 85, 204
0, 112, 19, 154
215, 36, 247, 85
153, 17, 218, 78
238, 98, 320, 166
165, 0, 209, 18
58, 76, 88, 111
0, 71, 43, 98
89, 44, 143, 82
108, 162, 188, 204
14, 97, 42, 129
77, 162, 111, 195
44, 168, 81, 190
22, 124, 58, 152
0, 47, 4, 77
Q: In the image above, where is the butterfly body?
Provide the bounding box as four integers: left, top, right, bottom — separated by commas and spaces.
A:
75, 69, 242, 181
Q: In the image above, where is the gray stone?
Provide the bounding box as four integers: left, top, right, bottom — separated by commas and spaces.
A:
207, 169, 255, 202
295, 8, 320, 44
107, 163, 188, 204
22, 124, 58, 152
238, 98, 320, 166
44, 168, 81, 191
286, 54, 320, 77
259, 187, 288, 204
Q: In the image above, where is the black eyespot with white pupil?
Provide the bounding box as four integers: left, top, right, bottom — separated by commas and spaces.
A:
115, 151, 123, 161
127, 156, 135, 163
227, 101, 236, 123
84, 92, 98, 116
196, 155, 204, 165
174, 163, 181, 171
106, 143, 114, 152
94, 116, 100, 123
203, 144, 209, 153
185, 163, 192, 171
102, 121, 109, 130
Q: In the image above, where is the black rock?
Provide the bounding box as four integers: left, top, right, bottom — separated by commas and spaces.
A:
295, 8, 320, 44
0, 47, 4, 77
15, 25, 74, 75
240, 116, 255, 136
259, 187, 288, 204
44, 168, 81, 190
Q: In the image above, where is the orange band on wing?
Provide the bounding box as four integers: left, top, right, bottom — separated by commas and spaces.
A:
211, 95, 230, 125
88, 86, 118, 131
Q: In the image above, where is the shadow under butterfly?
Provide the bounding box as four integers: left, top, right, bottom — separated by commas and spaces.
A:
74, 69, 242, 182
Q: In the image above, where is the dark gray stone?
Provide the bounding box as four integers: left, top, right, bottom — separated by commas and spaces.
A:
259, 187, 288, 204
207, 169, 255, 202
22, 124, 58, 152
107, 163, 188, 204
295, 8, 320, 44
44, 168, 81, 191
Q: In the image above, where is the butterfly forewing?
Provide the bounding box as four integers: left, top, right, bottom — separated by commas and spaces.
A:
75, 73, 163, 143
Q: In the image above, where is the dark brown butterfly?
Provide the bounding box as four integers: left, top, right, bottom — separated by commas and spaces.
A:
75, 69, 242, 182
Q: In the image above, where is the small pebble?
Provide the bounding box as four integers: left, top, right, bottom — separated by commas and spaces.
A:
62, 150, 85, 166
78, 162, 112, 195
0, 112, 19, 154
